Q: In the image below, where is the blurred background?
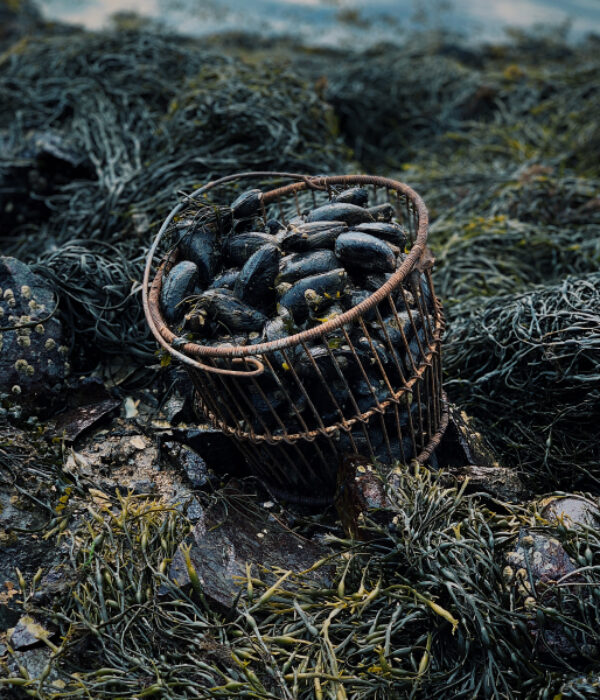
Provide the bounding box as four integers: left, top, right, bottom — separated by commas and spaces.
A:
36, 0, 600, 45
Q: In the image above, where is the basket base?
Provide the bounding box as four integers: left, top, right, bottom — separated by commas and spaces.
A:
194, 392, 449, 506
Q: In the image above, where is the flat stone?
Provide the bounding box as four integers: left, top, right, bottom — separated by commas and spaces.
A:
9, 615, 51, 650
505, 530, 577, 586
503, 529, 585, 658
169, 490, 333, 610
452, 465, 527, 503
52, 377, 120, 442
539, 495, 600, 531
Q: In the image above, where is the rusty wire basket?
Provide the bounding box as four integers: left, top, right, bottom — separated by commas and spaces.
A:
143, 172, 448, 503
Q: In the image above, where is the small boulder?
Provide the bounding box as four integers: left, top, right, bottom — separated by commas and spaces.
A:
0, 257, 65, 412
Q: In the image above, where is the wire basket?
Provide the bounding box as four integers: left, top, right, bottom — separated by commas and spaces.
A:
143, 172, 448, 503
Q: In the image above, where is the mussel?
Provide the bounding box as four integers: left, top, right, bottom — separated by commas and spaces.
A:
335, 232, 396, 272
306, 203, 374, 227
160, 260, 198, 324
234, 243, 281, 311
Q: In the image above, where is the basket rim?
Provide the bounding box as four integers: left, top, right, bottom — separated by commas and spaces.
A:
143, 172, 431, 362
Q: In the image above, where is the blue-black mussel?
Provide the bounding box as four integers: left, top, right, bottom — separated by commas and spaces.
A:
234, 243, 281, 312
160, 260, 198, 324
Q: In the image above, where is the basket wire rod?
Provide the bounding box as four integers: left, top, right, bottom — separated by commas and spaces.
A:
229, 372, 277, 442
392, 289, 421, 374
211, 362, 274, 441
261, 355, 312, 436
321, 336, 363, 424
247, 374, 290, 437
280, 348, 329, 435
207, 364, 264, 437
356, 316, 396, 398
374, 306, 408, 388
194, 365, 241, 428
340, 326, 386, 415
414, 382, 426, 452
410, 273, 435, 349
403, 389, 419, 458
392, 403, 408, 464
386, 296, 415, 381
299, 338, 348, 427
273, 440, 319, 490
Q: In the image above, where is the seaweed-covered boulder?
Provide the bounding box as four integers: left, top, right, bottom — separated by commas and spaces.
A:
0, 257, 66, 412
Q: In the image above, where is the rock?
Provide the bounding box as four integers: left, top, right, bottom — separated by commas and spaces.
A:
162, 441, 210, 488
434, 403, 500, 470
0, 257, 66, 412
169, 490, 333, 610
503, 529, 585, 658
504, 530, 577, 589
452, 465, 527, 503
539, 495, 600, 530
51, 377, 120, 442
5, 647, 59, 686
9, 615, 53, 651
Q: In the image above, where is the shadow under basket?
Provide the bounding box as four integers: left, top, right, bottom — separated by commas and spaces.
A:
144, 172, 448, 504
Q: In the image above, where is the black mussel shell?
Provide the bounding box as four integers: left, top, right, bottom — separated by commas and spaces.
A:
234, 243, 281, 311
178, 225, 221, 288
265, 218, 285, 235
279, 268, 348, 324
353, 222, 407, 248
277, 249, 339, 284
307, 202, 374, 227
332, 187, 369, 207
231, 188, 264, 219
209, 267, 240, 290
335, 232, 396, 273
160, 260, 198, 324
367, 203, 395, 222
281, 221, 347, 252
191, 289, 267, 333
224, 231, 279, 266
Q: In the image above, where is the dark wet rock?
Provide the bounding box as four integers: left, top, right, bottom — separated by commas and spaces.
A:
335, 458, 397, 538
539, 495, 600, 531
5, 646, 59, 685
0, 257, 66, 412
504, 530, 577, 587
169, 491, 333, 610
162, 441, 210, 488
51, 377, 119, 442
504, 529, 585, 658
453, 465, 527, 503
435, 403, 500, 470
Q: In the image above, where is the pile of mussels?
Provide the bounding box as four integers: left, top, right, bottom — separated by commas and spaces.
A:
160, 186, 434, 460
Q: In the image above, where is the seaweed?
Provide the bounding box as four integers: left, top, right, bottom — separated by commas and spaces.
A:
444, 273, 600, 489
4, 465, 600, 698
